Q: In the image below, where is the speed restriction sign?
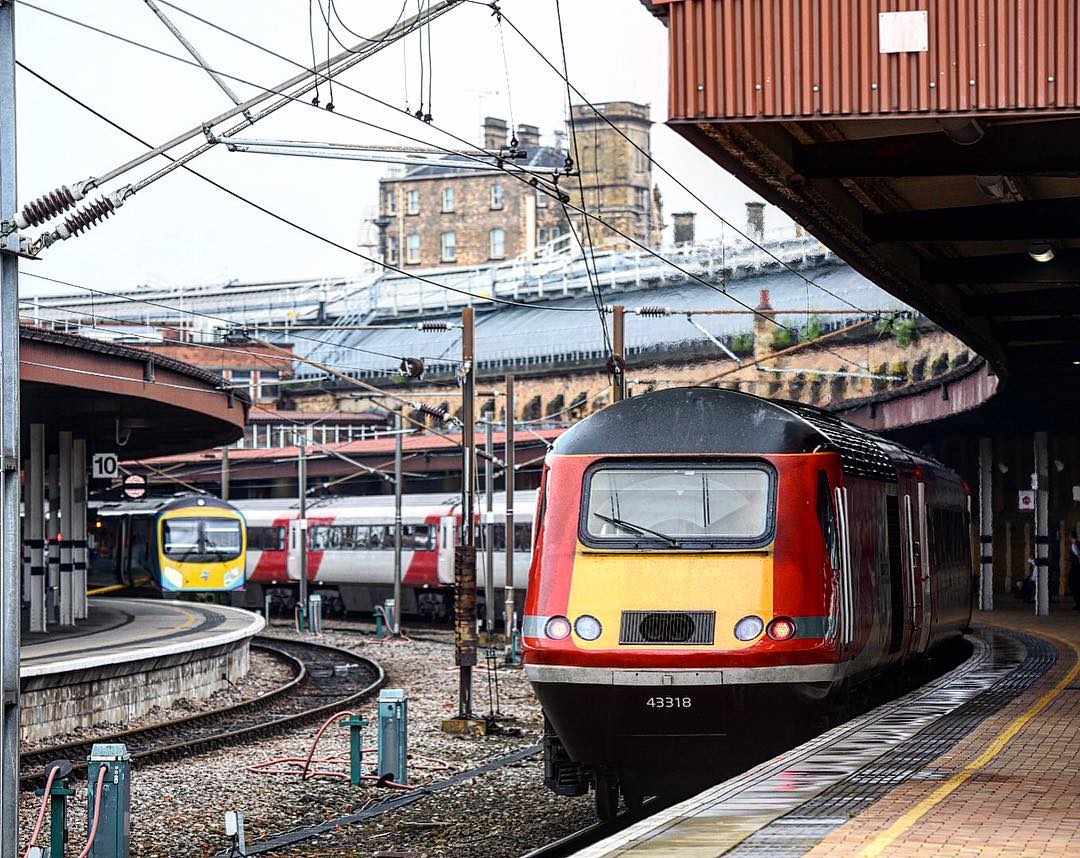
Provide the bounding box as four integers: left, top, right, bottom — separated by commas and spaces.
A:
91, 452, 118, 480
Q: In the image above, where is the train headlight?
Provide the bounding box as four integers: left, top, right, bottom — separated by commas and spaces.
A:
767, 617, 797, 641
544, 616, 572, 640
224, 567, 243, 587
162, 566, 184, 589
574, 615, 602, 641
734, 615, 764, 641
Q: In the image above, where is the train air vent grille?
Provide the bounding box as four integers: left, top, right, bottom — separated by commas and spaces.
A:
619, 611, 716, 645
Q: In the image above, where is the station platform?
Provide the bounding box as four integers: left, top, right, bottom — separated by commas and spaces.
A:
576, 604, 1080, 857
20, 598, 264, 742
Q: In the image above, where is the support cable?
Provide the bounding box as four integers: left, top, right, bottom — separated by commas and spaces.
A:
492, 5, 876, 319
15, 62, 589, 315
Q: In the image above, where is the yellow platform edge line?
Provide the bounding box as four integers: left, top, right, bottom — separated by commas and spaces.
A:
85, 583, 126, 596
860, 630, 1080, 858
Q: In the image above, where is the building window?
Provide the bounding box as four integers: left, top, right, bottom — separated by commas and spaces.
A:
490, 183, 504, 210
407, 189, 420, 215
538, 227, 547, 245
536, 189, 547, 208
441, 231, 457, 262
385, 189, 396, 214
639, 188, 650, 211
387, 235, 398, 265
442, 187, 455, 212
230, 370, 252, 396
489, 227, 505, 259
406, 233, 420, 264
259, 371, 280, 401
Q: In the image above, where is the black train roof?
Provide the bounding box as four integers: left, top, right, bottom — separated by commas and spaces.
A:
552, 387, 913, 481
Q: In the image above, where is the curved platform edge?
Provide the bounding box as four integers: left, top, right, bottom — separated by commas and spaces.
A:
19, 600, 266, 744
19, 599, 265, 679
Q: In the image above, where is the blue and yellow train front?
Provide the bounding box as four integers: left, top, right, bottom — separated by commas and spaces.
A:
156, 497, 247, 592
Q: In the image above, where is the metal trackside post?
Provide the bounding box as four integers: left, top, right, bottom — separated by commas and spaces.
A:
340, 714, 367, 786
297, 437, 309, 630
611, 305, 626, 402
377, 689, 408, 784
503, 375, 515, 645
484, 417, 495, 636
87, 743, 130, 858
392, 410, 403, 635
443, 307, 482, 734
307, 593, 322, 634
0, 4, 20, 848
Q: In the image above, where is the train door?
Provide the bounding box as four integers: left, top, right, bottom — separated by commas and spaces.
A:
902, 485, 931, 655
885, 495, 904, 654
286, 519, 307, 582
437, 515, 456, 584
915, 481, 933, 652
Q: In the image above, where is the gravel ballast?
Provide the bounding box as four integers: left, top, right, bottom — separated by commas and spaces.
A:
18, 622, 596, 857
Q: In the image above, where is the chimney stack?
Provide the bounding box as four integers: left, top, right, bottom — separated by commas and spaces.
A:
482, 116, 508, 150
745, 201, 765, 243
672, 212, 696, 245
515, 123, 540, 149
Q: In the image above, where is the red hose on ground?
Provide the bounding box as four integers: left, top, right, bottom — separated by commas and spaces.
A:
76, 763, 109, 858
22, 766, 59, 858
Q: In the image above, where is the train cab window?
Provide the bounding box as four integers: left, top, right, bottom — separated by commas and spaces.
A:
817, 472, 840, 570
163, 518, 243, 564
583, 465, 773, 547
248, 526, 285, 551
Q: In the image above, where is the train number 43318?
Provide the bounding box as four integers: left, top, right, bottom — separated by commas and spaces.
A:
645, 696, 692, 708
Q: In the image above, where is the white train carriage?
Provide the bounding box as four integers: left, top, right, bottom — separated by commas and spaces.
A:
234, 490, 536, 617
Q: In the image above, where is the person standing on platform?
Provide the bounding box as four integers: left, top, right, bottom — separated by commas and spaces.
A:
1069, 535, 1080, 611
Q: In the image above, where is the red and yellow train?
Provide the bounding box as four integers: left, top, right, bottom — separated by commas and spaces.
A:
523, 387, 973, 818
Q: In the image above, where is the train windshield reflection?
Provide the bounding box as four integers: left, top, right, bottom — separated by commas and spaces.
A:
585, 467, 770, 542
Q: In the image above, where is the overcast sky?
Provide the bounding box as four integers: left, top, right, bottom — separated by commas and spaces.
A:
14, 0, 784, 297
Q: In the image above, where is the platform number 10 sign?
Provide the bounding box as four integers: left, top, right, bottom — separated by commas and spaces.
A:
91, 452, 119, 480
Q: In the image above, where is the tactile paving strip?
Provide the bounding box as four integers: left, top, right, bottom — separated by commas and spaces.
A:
726, 628, 1056, 855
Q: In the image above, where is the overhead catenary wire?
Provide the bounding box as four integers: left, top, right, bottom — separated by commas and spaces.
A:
21, 2, 882, 365
21, 0, 820, 347
14, 59, 587, 316
491, 5, 875, 319
552, 0, 609, 356
126, 1, 870, 361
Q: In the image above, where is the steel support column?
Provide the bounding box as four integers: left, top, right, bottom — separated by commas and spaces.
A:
58, 431, 74, 627
46, 452, 58, 624
73, 439, 87, 620
1034, 431, 1050, 617
28, 425, 45, 632
0, 0, 20, 847
978, 437, 994, 611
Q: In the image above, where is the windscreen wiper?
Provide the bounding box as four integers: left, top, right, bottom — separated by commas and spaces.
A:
592, 512, 680, 547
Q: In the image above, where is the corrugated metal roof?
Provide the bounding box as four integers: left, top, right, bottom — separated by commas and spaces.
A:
295, 261, 902, 378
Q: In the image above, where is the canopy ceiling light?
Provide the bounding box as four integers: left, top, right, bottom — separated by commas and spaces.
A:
1028, 243, 1056, 263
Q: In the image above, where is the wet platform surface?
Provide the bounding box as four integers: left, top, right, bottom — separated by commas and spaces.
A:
576, 604, 1080, 857
20, 597, 264, 677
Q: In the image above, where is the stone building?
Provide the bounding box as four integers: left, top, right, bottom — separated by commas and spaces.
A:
375, 103, 664, 268
376, 118, 570, 269
566, 101, 663, 251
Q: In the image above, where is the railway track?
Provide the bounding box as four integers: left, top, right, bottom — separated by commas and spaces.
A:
20, 636, 384, 789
